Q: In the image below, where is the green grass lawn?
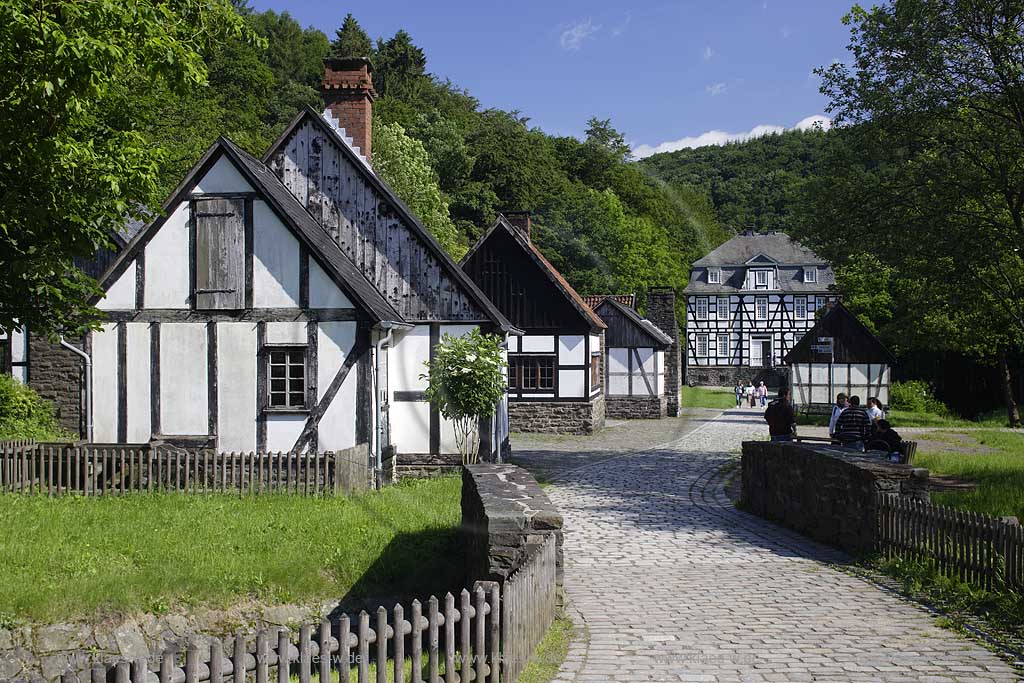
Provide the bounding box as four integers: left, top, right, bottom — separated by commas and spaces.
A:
797, 407, 1014, 429
915, 430, 1024, 520
680, 385, 738, 410
0, 477, 462, 624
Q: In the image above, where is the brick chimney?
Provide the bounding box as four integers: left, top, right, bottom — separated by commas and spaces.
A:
322, 57, 376, 162
504, 211, 532, 241
646, 287, 681, 417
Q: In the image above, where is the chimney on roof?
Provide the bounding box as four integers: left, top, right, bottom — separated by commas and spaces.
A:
322, 57, 376, 162
504, 211, 532, 241
742, 226, 756, 236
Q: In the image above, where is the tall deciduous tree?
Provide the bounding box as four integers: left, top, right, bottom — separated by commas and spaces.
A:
0, 0, 250, 336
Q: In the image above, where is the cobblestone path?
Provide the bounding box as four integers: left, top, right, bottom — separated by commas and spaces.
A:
517, 410, 1021, 682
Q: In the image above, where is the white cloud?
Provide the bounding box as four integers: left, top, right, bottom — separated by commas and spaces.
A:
703, 45, 713, 61
705, 82, 727, 96
611, 12, 631, 37
632, 114, 832, 159
560, 18, 599, 50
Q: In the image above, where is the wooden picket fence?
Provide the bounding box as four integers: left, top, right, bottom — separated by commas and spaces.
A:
0, 442, 371, 496
877, 494, 1024, 591
54, 536, 560, 683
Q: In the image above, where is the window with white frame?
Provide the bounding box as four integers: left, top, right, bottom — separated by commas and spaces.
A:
695, 297, 708, 320
817, 296, 827, 310
696, 334, 709, 356
804, 267, 818, 283
794, 296, 807, 320
717, 334, 729, 357
754, 269, 769, 288
755, 296, 769, 321
708, 268, 721, 284
717, 297, 729, 320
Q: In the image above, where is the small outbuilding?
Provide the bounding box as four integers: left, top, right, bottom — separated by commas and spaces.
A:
783, 302, 896, 408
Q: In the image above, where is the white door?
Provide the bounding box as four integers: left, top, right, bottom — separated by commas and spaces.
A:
750, 337, 771, 367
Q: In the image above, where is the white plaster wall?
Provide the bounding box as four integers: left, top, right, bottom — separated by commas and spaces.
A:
507, 336, 519, 353
266, 414, 305, 453
99, 262, 136, 311
440, 324, 476, 339
10, 328, 25, 363
144, 204, 190, 309
558, 335, 585, 365
309, 259, 353, 308
125, 324, 151, 442
91, 324, 119, 442
521, 335, 554, 353
194, 155, 253, 194
217, 323, 257, 452
317, 322, 358, 451
589, 334, 601, 354
265, 321, 306, 345
391, 326, 429, 392
253, 201, 300, 308
558, 369, 585, 398
389, 402, 430, 454
608, 348, 628, 374
159, 323, 208, 435
656, 350, 665, 395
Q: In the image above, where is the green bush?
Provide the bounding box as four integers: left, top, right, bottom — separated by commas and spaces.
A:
0, 374, 72, 441
889, 380, 948, 414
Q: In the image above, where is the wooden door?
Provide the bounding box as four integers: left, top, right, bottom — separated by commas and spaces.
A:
194, 197, 245, 310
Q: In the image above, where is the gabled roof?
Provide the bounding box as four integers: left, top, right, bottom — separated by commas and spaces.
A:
95, 137, 404, 325
745, 253, 778, 265
582, 294, 636, 310
693, 230, 828, 267
263, 107, 516, 333
461, 215, 606, 331
783, 302, 896, 365
593, 297, 672, 348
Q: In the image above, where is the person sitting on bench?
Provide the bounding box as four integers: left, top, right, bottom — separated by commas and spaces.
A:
866, 419, 903, 462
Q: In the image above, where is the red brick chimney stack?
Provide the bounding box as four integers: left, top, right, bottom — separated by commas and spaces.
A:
505, 211, 532, 242
322, 57, 376, 162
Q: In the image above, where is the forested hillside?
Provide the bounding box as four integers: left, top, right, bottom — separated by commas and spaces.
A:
137, 4, 727, 304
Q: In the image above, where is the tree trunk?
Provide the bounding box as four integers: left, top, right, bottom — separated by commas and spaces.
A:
998, 351, 1021, 428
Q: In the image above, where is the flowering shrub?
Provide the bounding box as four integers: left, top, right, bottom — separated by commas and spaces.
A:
422, 330, 506, 464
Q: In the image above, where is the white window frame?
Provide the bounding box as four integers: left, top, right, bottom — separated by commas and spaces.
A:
804, 267, 817, 283
817, 296, 827, 310
696, 334, 709, 356
708, 268, 721, 284
753, 269, 769, 289
717, 297, 729, 320
717, 334, 729, 357
755, 296, 769, 321
794, 296, 807, 320
695, 297, 708, 320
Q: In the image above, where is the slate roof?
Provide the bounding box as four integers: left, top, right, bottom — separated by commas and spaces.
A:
593, 297, 673, 347
693, 230, 829, 267
683, 264, 836, 294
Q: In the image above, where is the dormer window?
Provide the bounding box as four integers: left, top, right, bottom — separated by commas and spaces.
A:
804, 267, 817, 284
753, 269, 769, 289
708, 268, 721, 285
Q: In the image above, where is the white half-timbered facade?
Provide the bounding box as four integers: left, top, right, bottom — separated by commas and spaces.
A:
684, 229, 838, 386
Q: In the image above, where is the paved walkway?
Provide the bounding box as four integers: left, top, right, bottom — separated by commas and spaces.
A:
513, 410, 1021, 682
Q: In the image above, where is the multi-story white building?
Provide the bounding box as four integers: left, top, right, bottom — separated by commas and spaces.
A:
683, 229, 838, 386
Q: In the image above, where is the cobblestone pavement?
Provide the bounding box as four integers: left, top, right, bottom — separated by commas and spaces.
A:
513, 409, 1021, 683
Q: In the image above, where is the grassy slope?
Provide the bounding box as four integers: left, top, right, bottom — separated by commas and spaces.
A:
916, 430, 1024, 520
0, 477, 461, 623
680, 386, 738, 410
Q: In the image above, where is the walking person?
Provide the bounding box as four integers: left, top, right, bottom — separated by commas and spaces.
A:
833, 395, 871, 451
764, 387, 797, 442
757, 381, 768, 407
734, 381, 744, 409
828, 392, 848, 441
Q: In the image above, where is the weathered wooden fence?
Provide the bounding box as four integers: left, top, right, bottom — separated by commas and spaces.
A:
877, 494, 1024, 590
0, 442, 371, 496
500, 535, 557, 683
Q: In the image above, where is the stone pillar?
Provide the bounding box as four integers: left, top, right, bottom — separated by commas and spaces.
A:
27, 333, 84, 437
647, 287, 681, 416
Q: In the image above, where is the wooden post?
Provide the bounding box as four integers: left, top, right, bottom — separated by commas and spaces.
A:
318, 619, 331, 683
132, 658, 148, 683
376, 606, 388, 683
428, 596, 440, 683
299, 623, 312, 683
233, 634, 246, 683
210, 639, 224, 683
357, 611, 370, 683
459, 589, 471, 683
489, 584, 500, 683
277, 630, 290, 683
256, 631, 269, 683
339, 613, 352, 683
410, 600, 423, 683
444, 593, 455, 683
393, 603, 405, 683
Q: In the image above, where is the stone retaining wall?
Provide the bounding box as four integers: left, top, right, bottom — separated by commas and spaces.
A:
741, 440, 930, 555
461, 464, 563, 597
605, 395, 667, 420
686, 366, 787, 388
508, 397, 605, 434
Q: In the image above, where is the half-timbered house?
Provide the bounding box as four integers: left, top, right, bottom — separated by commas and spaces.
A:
683, 229, 838, 386
36, 57, 517, 475
461, 214, 607, 434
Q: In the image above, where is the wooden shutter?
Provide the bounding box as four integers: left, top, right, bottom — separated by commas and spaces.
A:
194, 197, 245, 310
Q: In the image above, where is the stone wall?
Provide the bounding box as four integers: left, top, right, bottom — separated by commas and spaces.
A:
646, 289, 680, 416
606, 394, 667, 420
508, 396, 605, 434
686, 365, 787, 389
461, 464, 563, 595
27, 335, 84, 437
741, 440, 930, 555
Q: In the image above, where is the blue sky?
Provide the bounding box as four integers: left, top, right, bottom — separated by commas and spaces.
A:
247, 0, 854, 157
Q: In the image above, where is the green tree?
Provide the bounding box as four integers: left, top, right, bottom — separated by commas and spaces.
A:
0, 0, 250, 336
330, 13, 374, 59
374, 30, 428, 100
373, 120, 466, 259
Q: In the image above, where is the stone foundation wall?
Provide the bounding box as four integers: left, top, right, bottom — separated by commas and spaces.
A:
741, 441, 930, 555
605, 394, 667, 419
461, 464, 563, 593
686, 366, 787, 389
508, 397, 605, 434
27, 335, 84, 437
